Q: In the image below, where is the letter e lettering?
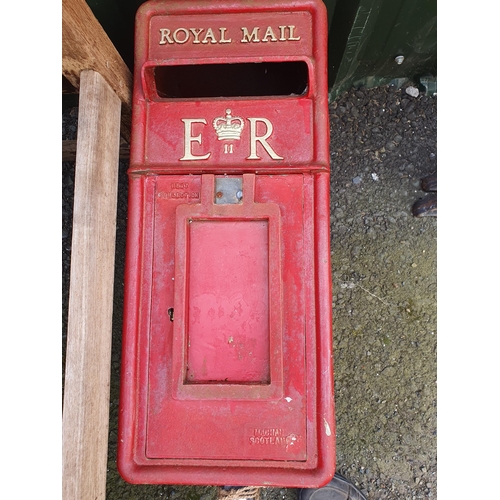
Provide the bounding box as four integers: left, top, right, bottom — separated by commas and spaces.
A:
180, 119, 211, 161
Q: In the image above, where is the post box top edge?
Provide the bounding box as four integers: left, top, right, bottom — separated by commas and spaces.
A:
136, 0, 327, 21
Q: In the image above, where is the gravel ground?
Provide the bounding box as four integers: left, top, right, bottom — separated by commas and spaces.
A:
328, 85, 437, 499
62, 82, 436, 499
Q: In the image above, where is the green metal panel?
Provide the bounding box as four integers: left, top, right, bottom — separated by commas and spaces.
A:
328, 0, 436, 98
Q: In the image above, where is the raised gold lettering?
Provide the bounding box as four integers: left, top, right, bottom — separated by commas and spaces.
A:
189, 28, 204, 44
247, 118, 283, 160
262, 26, 278, 42
219, 27, 231, 43
173, 28, 189, 44
159, 25, 301, 45
180, 119, 211, 161
287, 25, 300, 40
202, 28, 218, 44
159, 28, 173, 44
241, 27, 260, 43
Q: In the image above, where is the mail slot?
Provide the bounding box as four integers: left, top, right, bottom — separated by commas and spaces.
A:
118, 0, 335, 488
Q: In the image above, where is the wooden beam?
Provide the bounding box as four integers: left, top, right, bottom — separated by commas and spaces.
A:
62, 70, 121, 500
63, 139, 130, 162
62, 0, 133, 141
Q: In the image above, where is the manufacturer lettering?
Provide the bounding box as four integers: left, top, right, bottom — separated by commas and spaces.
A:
158, 191, 200, 200
248, 428, 299, 447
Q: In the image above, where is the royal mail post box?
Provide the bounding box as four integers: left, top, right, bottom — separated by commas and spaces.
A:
118, 0, 335, 488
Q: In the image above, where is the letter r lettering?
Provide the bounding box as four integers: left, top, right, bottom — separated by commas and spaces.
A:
247, 118, 284, 160
159, 28, 173, 44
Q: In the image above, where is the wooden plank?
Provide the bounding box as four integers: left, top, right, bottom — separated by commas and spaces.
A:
62, 70, 121, 500
63, 139, 130, 162
62, 0, 132, 141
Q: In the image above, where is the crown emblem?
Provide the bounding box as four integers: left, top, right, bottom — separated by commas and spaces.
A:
213, 109, 244, 141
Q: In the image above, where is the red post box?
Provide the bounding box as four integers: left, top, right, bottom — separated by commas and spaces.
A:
118, 0, 335, 488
